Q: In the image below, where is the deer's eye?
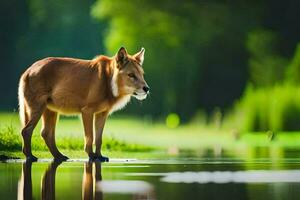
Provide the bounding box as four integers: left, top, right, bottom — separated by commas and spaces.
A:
128, 73, 136, 79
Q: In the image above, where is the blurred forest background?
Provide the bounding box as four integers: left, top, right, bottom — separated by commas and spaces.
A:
1, 0, 300, 132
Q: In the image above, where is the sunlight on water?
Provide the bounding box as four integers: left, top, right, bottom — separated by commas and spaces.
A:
159, 170, 300, 183
97, 180, 154, 194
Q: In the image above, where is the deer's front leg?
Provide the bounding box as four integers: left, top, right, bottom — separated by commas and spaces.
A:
94, 112, 108, 162
82, 112, 94, 159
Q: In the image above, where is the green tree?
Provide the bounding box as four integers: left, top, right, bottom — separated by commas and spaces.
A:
0, 0, 105, 110
92, 0, 259, 120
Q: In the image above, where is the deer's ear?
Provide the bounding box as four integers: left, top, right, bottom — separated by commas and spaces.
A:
116, 47, 128, 66
134, 47, 145, 65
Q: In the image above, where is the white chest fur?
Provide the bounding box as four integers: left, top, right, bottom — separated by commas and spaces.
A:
109, 95, 131, 114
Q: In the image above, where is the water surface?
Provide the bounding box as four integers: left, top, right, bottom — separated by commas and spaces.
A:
1, 155, 300, 200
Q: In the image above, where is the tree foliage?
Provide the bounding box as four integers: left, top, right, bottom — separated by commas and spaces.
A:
0, 0, 104, 109
92, 0, 262, 120
1, 0, 300, 124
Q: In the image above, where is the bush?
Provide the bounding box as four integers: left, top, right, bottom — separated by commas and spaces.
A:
0, 124, 21, 150
226, 85, 300, 132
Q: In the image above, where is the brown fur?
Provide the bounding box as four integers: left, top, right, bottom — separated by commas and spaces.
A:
18, 47, 149, 161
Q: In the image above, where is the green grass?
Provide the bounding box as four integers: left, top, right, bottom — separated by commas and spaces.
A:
1, 112, 300, 160
0, 124, 152, 153
0, 113, 154, 157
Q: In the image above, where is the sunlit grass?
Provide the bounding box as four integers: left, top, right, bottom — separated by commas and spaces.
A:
1, 112, 300, 160
0, 113, 153, 154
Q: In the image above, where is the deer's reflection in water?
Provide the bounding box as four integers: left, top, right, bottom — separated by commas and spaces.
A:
18, 161, 103, 200
18, 161, 154, 200
18, 161, 33, 200
41, 161, 62, 200
18, 161, 62, 200
83, 162, 103, 200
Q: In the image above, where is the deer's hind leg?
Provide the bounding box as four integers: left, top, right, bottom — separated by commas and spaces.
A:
21, 103, 46, 161
41, 108, 68, 161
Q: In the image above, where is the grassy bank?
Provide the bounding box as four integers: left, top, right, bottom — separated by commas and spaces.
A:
0, 113, 154, 159
1, 113, 300, 160
0, 124, 152, 152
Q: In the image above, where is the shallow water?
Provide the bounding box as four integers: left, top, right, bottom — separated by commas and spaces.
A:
1, 156, 300, 200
